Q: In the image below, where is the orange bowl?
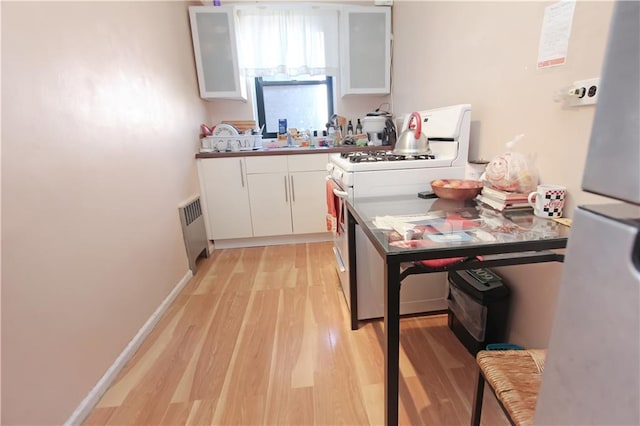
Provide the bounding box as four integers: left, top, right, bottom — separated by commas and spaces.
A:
430, 179, 483, 200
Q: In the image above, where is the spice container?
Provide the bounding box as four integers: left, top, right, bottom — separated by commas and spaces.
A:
278, 119, 287, 135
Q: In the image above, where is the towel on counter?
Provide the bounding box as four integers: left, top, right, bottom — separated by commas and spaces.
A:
326, 179, 341, 235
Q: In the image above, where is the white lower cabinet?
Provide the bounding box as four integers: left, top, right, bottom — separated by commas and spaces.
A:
199, 153, 328, 241
245, 153, 328, 237
246, 156, 291, 237
198, 157, 253, 240
289, 170, 329, 234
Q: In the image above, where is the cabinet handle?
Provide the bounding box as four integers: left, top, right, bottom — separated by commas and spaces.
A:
239, 160, 245, 187
284, 176, 288, 202
290, 175, 295, 202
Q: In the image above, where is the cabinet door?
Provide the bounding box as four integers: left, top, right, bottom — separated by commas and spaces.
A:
199, 158, 253, 240
287, 153, 328, 172
289, 170, 328, 234
247, 173, 292, 237
340, 6, 391, 95
188, 6, 247, 100
245, 155, 288, 174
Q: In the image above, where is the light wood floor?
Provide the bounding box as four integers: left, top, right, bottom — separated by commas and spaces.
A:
84, 241, 507, 425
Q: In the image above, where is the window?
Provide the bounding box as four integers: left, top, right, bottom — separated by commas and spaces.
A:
254, 75, 334, 138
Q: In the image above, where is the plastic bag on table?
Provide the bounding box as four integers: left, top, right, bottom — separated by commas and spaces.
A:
483, 134, 539, 193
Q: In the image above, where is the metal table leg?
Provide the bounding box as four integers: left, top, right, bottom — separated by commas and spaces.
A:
384, 258, 401, 426
348, 210, 359, 330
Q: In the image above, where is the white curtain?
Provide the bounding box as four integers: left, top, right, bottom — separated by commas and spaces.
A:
236, 7, 340, 77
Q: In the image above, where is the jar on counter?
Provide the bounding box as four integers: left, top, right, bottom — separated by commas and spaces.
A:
299, 129, 310, 147
467, 159, 489, 180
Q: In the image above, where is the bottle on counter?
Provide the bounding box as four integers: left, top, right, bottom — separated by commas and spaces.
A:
356, 118, 363, 135
278, 118, 287, 135
335, 125, 343, 145
310, 129, 316, 147
319, 130, 328, 147
328, 127, 336, 147
347, 120, 354, 136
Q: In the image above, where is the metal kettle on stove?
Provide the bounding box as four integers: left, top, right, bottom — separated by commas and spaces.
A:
393, 112, 431, 156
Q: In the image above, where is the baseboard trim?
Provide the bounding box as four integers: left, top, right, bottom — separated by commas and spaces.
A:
64, 269, 193, 426
213, 232, 332, 249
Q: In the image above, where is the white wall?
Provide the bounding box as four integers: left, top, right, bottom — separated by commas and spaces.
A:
1, 1, 207, 424
393, 0, 613, 214
392, 0, 614, 347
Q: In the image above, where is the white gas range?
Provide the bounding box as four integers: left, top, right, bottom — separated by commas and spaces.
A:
328, 103, 471, 198
327, 104, 472, 320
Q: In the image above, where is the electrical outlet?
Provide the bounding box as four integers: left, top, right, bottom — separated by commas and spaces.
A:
567, 77, 600, 107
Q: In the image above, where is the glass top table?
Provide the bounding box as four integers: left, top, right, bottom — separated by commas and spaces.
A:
345, 194, 571, 426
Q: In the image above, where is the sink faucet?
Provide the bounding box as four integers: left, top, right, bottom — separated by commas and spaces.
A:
326, 114, 345, 146
327, 114, 339, 130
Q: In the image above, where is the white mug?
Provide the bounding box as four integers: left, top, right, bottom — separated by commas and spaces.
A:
528, 184, 566, 218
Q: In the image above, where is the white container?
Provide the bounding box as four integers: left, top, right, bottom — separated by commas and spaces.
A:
362, 116, 386, 146
201, 135, 262, 152
201, 136, 216, 151
466, 160, 489, 180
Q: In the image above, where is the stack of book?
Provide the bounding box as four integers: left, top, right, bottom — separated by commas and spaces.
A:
476, 186, 533, 212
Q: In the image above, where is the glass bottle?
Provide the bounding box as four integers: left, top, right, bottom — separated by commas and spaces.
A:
328, 127, 336, 147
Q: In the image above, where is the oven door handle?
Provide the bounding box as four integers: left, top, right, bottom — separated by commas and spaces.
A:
326, 175, 349, 199
332, 246, 346, 273
333, 188, 348, 199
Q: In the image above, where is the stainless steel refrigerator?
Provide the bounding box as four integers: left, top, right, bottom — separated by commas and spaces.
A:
535, 1, 640, 424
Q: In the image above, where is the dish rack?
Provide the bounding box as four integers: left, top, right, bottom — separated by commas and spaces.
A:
201, 135, 262, 152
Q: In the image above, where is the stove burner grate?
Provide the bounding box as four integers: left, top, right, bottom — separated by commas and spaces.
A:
342, 151, 435, 163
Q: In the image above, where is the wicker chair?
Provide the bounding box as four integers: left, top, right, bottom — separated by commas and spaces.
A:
470, 349, 547, 426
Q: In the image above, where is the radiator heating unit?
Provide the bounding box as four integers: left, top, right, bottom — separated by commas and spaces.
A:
178, 195, 209, 273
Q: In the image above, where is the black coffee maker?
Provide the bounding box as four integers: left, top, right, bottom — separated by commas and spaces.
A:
381, 118, 397, 147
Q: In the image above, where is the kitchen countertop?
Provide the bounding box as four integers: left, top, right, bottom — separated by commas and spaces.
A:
195, 145, 385, 159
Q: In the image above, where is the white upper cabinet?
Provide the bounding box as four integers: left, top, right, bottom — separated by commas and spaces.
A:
340, 6, 391, 96
188, 6, 247, 101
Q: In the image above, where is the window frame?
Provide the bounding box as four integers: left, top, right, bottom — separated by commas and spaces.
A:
254, 76, 334, 139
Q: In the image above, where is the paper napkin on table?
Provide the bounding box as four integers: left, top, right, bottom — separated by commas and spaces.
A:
552, 218, 572, 227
